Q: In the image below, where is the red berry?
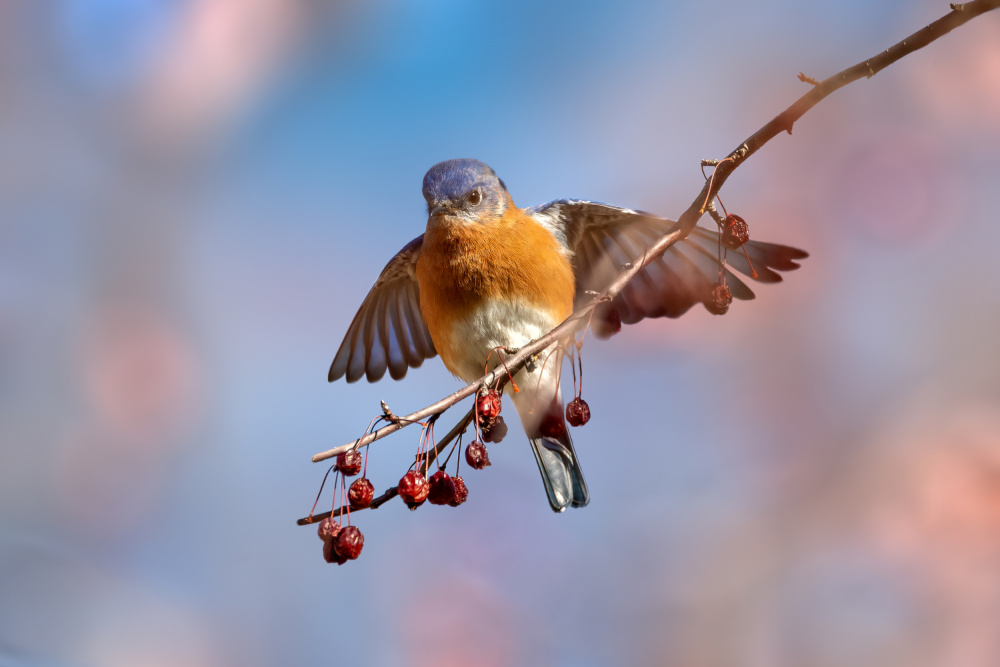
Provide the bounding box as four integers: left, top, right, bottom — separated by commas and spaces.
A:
318, 518, 348, 564
449, 476, 469, 506
476, 389, 502, 428
317, 516, 341, 542
334, 525, 364, 560
566, 397, 591, 427
593, 303, 622, 340
337, 450, 363, 476
722, 214, 749, 249
323, 537, 348, 564
348, 477, 375, 509
427, 470, 456, 505
465, 441, 491, 470
705, 283, 732, 315
482, 415, 508, 443
398, 470, 430, 506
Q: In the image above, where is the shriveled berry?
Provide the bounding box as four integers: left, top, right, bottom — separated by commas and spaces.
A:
566, 397, 591, 427
334, 525, 364, 560
398, 470, 430, 505
348, 477, 375, 509
323, 537, 348, 564
336, 450, 363, 476
482, 415, 508, 443
317, 516, 341, 542
427, 470, 456, 505
449, 476, 469, 507
722, 214, 750, 249
593, 303, 622, 340
477, 389, 502, 428
318, 518, 347, 564
465, 441, 491, 470
705, 283, 732, 315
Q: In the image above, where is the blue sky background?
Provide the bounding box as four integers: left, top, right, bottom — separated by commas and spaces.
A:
2, 1, 1000, 665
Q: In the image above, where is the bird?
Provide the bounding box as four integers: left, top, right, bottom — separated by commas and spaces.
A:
328, 159, 807, 512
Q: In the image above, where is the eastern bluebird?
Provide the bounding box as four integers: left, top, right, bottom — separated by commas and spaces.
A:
329, 159, 806, 512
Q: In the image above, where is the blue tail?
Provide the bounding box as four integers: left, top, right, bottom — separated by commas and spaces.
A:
529, 431, 589, 512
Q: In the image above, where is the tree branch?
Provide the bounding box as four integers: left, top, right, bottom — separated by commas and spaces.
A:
298, 408, 477, 525
309, 0, 1000, 468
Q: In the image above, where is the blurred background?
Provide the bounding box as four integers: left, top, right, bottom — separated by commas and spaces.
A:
2, 1, 999, 665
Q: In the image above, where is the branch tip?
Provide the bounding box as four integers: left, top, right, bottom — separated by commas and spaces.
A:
381, 400, 400, 424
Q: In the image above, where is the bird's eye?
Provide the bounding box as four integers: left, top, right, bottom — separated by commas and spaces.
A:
467, 190, 482, 206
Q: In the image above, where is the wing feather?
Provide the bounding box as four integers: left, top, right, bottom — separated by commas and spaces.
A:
527, 200, 807, 326
328, 235, 437, 383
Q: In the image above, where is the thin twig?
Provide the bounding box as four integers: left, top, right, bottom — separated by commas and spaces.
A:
299, 487, 400, 526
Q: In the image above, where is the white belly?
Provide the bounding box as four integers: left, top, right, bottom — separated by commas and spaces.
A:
447, 297, 560, 383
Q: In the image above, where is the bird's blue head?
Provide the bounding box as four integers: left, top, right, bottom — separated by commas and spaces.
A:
422, 159, 509, 223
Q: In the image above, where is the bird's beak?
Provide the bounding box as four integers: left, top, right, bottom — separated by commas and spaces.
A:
429, 203, 456, 217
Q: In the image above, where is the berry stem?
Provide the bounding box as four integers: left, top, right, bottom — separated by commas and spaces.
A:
699, 156, 736, 214
341, 470, 351, 526
569, 347, 580, 398
439, 432, 462, 472
483, 346, 520, 393
417, 407, 476, 476
308, 464, 338, 521
577, 343, 584, 397
742, 245, 759, 279
410, 414, 436, 472
332, 470, 343, 523
425, 419, 437, 474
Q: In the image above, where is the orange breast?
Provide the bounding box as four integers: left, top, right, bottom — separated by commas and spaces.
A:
415, 206, 575, 374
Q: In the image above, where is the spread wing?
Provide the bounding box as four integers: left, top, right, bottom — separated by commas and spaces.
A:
328, 235, 437, 383
528, 200, 807, 323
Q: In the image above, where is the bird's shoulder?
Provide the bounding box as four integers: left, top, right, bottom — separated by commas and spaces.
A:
526, 199, 658, 253
372, 234, 423, 287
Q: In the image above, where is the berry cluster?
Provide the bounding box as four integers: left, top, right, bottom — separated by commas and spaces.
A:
477, 386, 508, 444
397, 468, 469, 509
707, 211, 754, 316
310, 388, 509, 563
318, 517, 364, 564
314, 449, 372, 565
308, 344, 599, 564
394, 386, 507, 515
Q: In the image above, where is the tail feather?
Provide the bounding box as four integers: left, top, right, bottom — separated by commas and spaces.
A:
529, 430, 590, 512
509, 345, 589, 512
